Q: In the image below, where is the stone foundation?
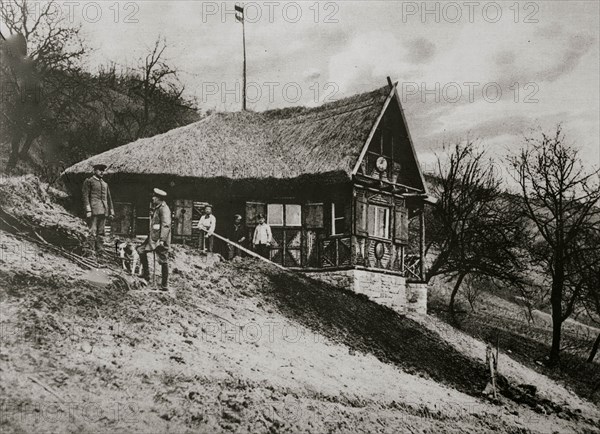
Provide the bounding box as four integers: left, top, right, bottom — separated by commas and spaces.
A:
406, 282, 428, 314
305, 269, 427, 315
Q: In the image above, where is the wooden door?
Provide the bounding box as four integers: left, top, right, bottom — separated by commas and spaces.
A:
113, 202, 133, 236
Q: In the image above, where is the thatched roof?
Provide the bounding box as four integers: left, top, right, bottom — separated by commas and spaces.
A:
63, 85, 393, 181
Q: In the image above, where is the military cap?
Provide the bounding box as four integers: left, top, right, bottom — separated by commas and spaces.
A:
93, 163, 107, 170
153, 188, 167, 198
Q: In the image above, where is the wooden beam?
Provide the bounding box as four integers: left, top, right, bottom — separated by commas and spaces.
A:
353, 174, 423, 193
400, 245, 405, 276
419, 210, 425, 280
200, 227, 286, 270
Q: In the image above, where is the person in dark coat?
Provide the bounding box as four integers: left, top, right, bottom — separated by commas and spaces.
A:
137, 188, 171, 291
227, 214, 247, 259
81, 163, 114, 254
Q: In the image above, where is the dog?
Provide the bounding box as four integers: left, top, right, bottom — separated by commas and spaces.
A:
115, 240, 142, 276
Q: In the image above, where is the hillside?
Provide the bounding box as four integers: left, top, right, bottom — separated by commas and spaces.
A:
1, 176, 599, 433
428, 277, 600, 406
1, 64, 202, 178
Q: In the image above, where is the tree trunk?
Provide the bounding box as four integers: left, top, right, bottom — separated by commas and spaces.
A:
588, 332, 600, 363
549, 270, 564, 366
18, 132, 39, 162
449, 273, 466, 325
6, 133, 22, 170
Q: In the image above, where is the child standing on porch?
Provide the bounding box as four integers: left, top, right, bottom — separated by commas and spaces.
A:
197, 205, 216, 252
252, 214, 272, 258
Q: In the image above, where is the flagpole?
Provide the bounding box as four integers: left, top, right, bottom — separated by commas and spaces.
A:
242, 15, 247, 111
235, 3, 246, 111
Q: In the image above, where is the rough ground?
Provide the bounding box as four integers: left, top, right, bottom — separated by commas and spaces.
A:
1, 233, 599, 433
1, 176, 599, 433
428, 277, 600, 405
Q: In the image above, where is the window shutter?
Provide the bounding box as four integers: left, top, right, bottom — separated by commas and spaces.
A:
394, 206, 409, 244
343, 203, 352, 233
246, 201, 266, 226
355, 196, 368, 236
304, 203, 324, 228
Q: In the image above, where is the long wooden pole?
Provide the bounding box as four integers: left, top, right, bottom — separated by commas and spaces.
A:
419, 209, 425, 281
200, 228, 286, 270
242, 16, 247, 111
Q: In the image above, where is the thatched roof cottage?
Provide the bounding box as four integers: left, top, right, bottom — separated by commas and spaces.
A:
63, 80, 434, 314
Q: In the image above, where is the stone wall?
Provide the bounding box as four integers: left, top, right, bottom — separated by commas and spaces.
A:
305, 269, 355, 289
406, 282, 427, 314
305, 269, 427, 315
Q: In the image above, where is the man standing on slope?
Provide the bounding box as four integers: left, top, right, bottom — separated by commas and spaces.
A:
137, 188, 171, 291
81, 163, 114, 255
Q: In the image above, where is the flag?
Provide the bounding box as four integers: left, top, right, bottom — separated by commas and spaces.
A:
235, 4, 244, 22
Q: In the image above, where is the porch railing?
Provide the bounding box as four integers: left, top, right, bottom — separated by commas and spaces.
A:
319, 236, 352, 268
404, 253, 421, 281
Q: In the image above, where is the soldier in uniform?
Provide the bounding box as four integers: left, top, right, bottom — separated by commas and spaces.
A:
81, 163, 114, 254
137, 188, 171, 291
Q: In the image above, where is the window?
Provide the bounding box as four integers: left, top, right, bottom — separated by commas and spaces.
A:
267, 204, 283, 226
246, 201, 266, 226
331, 202, 347, 235
305, 203, 324, 228
367, 205, 390, 239
267, 203, 301, 227
285, 204, 301, 226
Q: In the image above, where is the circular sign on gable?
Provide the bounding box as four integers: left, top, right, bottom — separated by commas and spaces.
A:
374, 242, 385, 260
375, 156, 388, 173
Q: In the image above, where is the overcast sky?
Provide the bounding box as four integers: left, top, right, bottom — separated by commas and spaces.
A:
65, 0, 599, 174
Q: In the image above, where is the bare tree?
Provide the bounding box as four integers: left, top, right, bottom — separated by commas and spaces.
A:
131, 36, 185, 137
426, 141, 526, 322
509, 125, 600, 365
0, 0, 89, 170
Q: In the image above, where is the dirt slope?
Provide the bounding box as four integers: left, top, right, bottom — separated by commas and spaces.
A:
0, 232, 598, 434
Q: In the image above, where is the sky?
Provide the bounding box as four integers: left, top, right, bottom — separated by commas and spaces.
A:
44, 0, 600, 176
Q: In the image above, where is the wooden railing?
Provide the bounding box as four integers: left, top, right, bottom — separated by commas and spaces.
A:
404, 253, 421, 281
319, 236, 352, 268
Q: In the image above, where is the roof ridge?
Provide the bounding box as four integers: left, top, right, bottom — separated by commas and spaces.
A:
275, 102, 382, 124
211, 85, 388, 120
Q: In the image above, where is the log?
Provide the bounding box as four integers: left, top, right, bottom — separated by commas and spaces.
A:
200, 228, 286, 270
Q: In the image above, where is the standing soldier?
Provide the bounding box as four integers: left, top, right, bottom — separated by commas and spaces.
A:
82, 163, 114, 255
137, 188, 171, 291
